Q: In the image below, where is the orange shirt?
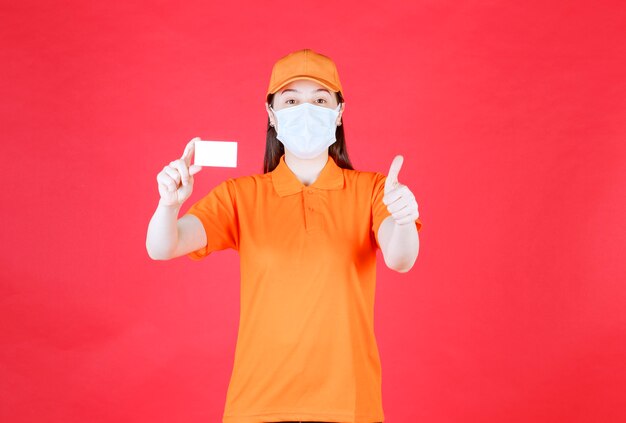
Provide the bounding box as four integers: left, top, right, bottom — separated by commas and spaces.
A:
185, 155, 422, 423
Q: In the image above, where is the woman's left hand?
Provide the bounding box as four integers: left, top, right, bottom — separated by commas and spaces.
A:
383, 155, 420, 226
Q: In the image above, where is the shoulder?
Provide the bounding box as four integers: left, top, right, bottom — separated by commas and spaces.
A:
342, 167, 387, 190
189, 172, 270, 210
226, 171, 272, 190
208, 171, 270, 189
202, 172, 272, 200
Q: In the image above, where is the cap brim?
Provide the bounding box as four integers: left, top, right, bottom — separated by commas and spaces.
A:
267, 76, 341, 98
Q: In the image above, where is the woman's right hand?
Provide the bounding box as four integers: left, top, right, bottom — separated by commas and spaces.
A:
156, 137, 203, 207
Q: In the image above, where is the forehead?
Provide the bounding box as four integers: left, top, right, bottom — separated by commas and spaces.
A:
279, 79, 332, 94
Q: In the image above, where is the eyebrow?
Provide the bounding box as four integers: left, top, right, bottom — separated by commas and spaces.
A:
280, 88, 331, 96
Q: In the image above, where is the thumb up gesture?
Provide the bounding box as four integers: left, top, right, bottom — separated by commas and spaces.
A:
383, 155, 420, 225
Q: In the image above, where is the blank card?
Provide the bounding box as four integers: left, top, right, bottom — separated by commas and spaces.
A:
194, 140, 237, 167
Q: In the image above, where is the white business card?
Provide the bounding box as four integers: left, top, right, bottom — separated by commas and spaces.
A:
194, 140, 237, 167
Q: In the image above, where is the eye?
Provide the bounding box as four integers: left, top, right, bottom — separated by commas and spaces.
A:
285, 99, 296, 105
315, 98, 327, 104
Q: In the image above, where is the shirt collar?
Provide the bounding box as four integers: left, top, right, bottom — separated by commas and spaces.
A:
271, 155, 345, 197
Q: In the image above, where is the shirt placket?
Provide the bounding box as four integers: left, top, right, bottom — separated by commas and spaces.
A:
303, 188, 322, 232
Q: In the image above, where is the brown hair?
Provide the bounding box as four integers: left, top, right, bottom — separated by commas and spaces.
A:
263, 91, 354, 173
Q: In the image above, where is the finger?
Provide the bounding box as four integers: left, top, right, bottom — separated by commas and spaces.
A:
170, 159, 190, 186
163, 166, 181, 186
392, 205, 417, 221
392, 205, 419, 225
383, 185, 411, 206
182, 137, 200, 165
385, 155, 404, 192
387, 197, 409, 213
189, 164, 202, 176
157, 171, 177, 192
182, 137, 199, 159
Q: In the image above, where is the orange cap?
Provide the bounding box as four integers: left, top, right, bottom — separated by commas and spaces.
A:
266, 49, 344, 100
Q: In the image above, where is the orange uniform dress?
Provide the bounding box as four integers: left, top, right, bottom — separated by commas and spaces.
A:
185, 155, 422, 423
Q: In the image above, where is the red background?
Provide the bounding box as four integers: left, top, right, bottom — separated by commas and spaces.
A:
2, 1, 625, 422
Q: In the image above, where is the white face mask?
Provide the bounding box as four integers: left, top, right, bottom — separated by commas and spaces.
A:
271, 103, 341, 160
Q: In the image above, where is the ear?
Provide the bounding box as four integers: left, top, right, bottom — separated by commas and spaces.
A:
336, 102, 344, 126
265, 102, 277, 128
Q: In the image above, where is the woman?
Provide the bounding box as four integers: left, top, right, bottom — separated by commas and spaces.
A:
146, 49, 422, 423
